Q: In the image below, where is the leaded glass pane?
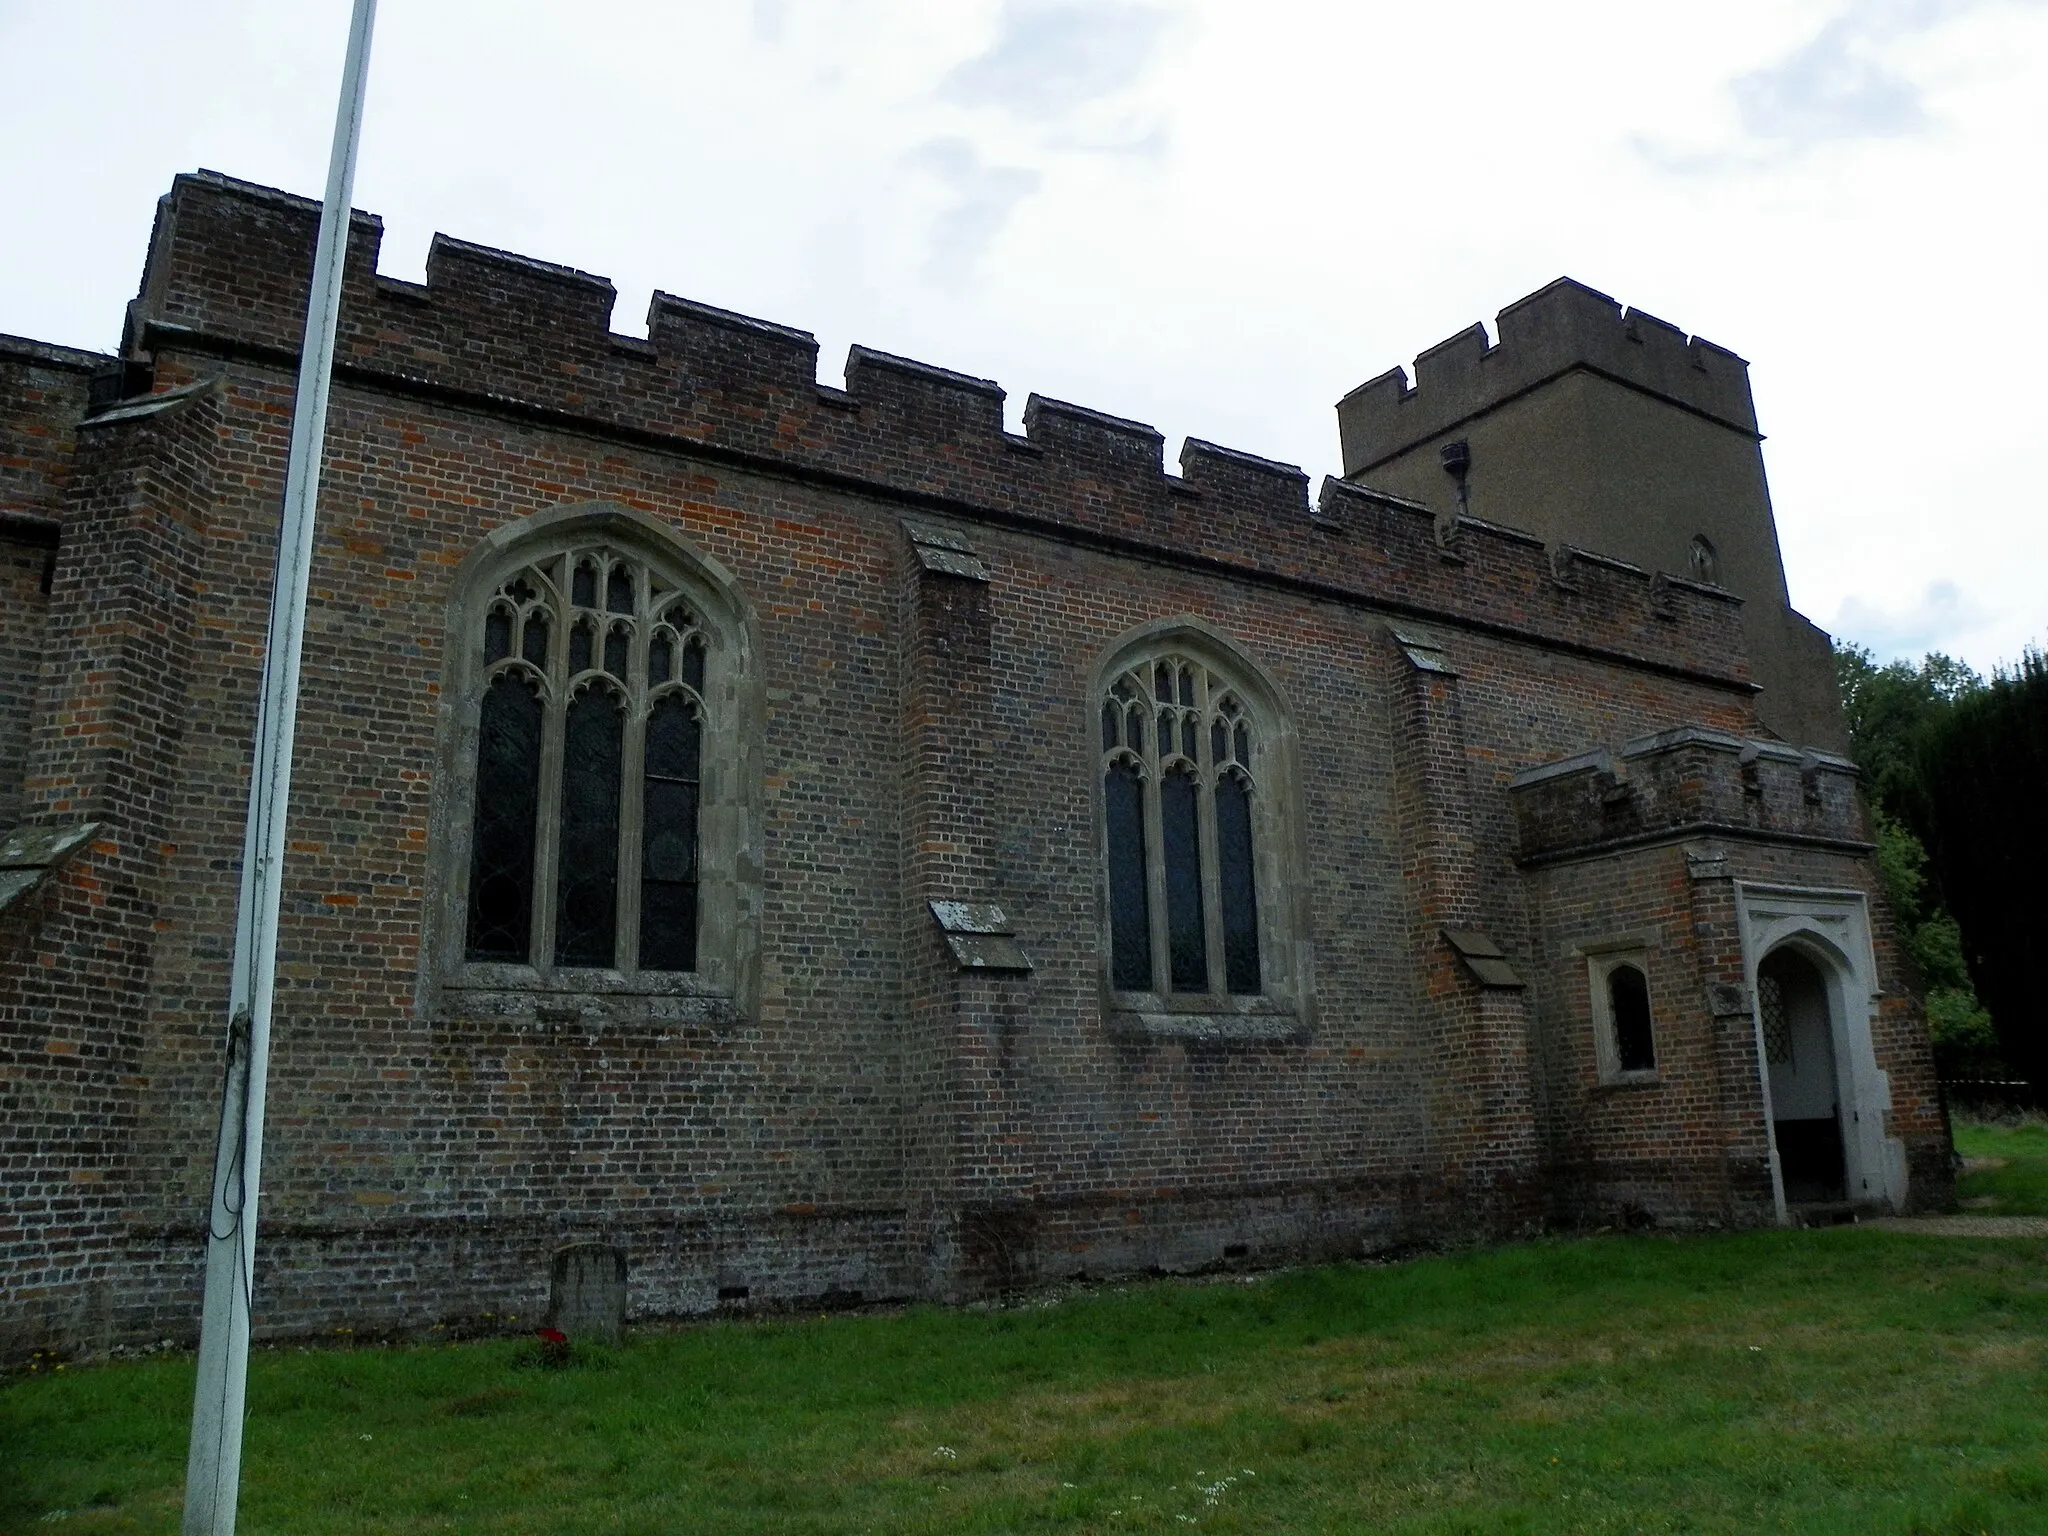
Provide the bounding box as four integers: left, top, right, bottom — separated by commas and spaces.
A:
521, 611, 549, 668
682, 637, 705, 692
572, 561, 598, 608
1234, 722, 1250, 765
569, 620, 593, 674
1161, 767, 1207, 991
603, 624, 629, 679
1178, 667, 1194, 707
1126, 704, 1145, 747
1181, 716, 1197, 761
1102, 702, 1119, 750
607, 564, 634, 614
1155, 664, 1172, 703
484, 607, 512, 662
640, 695, 701, 972
1157, 709, 1174, 758
1105, 760, 1151, 990
1759, 974, 1792, 1064
649, 633, 672, 684
1211, 719, 1227, 766
1217, 774, 1261, 994
465, 674, 542, 962
554, 686, 624, 967
1610, 965, 1656, 1072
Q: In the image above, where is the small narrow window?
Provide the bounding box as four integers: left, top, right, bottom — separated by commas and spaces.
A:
569, 620, 594, 675
682, 636, 706, 693
649, 632, 673, 685
1102, 702, 1120, 751
1608, 964, 1656, 1073
484, 607, 513, 663
1688, 534, 1719, 585
603, 623, 630, 679
572, 560, 598, 608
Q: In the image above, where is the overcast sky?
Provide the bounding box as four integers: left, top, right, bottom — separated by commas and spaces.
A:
3, 0, 2043, 670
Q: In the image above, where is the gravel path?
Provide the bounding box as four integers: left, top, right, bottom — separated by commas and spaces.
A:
1860, 1214, 2048, 1238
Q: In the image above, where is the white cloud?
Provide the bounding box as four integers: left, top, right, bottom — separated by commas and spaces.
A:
1833, 580, 1991, 660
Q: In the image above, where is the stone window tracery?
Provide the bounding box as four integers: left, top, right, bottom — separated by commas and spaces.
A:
435, 503, 760, 1015
468, 547, 712, 972
1099, 651, 1270, 999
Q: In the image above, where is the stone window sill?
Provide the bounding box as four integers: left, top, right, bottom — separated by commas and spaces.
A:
1593, 1070, 1663, 1091
439, 971, 740, 1032
1106, 1001, 1305, 1046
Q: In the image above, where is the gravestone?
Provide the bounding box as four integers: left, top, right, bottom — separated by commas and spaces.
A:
548, 1243, 626, 1345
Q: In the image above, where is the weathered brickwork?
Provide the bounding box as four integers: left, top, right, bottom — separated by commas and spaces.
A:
0, 172, 1948, 1359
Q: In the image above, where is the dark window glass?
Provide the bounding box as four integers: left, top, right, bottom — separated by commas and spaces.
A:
1217, 774, 1261, 994
607, 565, 634, 614
1181, 716, 1197, 761
1178, 668, 1194, 707
649, 633, 672, 684
1158, 709, 1174, 759
1102, 702, 1119, 751
464, 674, 542, 962
554, 686, 624, 967
1609, 965, 1656, 1072
484, 608, 513, 663
573, 561, 597, 608
604, 625, 629, 679
506, 577, 536, 605
640, 695, 701, 971
569, 620, 593, 675
1234, 722, 1250, 765
1126, 704, 1145, 748
1105, 760, 1152, 990
521, 611, 549, 668
1211, 719, 1227, 766
1154, 663, 1172, 703
1161, 767, 1208, 991
682, 637, 705, 692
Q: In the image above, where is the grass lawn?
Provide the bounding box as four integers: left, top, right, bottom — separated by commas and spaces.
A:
6, 1225, 2048, 1535
1953, 1114, 2048, 1217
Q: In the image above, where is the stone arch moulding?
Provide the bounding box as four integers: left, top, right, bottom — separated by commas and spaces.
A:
1734, 882, 1905, 1222
1087, 615, 1316, 1043
420, 499, 765, 1026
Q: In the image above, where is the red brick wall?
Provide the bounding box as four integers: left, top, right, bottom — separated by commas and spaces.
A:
0, 171, 1945, 1357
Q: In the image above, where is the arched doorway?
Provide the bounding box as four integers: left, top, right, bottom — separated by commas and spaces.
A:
1757, 946, 1846, 1204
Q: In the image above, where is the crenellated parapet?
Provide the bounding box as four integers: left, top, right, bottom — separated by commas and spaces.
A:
120, 171, 1754, 690
1508, 728, 1865, 867
1336, 278, 1757, 477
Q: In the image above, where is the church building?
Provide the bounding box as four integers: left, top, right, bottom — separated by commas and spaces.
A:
0, 171, 1949, 1358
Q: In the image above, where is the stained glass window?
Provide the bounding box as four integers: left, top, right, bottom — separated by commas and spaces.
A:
462, 543, 716, 976
1759, 973, 1792, 1064
464, 674, 541, 961
1105, 759, 1151, 990
1098, 649, 1271, 999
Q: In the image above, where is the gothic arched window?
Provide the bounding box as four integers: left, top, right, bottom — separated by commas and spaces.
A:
1687, 534, 1720, 585
439, 504, 759, 1007
1095, 628, 1304, 1017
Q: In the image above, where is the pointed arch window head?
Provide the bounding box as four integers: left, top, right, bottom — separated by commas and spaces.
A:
1688, 534, 1720, 585
461, 542, 718, 975
1098, 642, 1289, 1004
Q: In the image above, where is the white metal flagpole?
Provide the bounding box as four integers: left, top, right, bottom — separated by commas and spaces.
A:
183, 2, 378, 1532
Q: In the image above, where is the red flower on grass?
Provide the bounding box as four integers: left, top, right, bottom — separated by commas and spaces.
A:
536, 1326, 570, 1368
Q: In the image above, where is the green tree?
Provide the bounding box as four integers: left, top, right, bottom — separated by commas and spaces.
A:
1918, 650, 2048, 1089
1834, 643, 2005, 1081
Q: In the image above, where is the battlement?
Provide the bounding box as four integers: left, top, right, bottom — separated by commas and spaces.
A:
1336, 278, 1757, 477
116, 170, 1755, 690
1508, 728, 1863, 867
